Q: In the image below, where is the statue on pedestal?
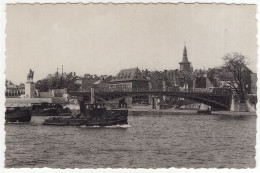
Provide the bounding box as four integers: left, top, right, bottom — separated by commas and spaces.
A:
27, 69, 34, 82
25, 69, 36, 98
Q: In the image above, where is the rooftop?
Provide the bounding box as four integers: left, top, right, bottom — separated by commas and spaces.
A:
110, 67, 148, 82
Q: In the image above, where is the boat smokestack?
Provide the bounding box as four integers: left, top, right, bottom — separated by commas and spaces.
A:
91, 88, 95, 104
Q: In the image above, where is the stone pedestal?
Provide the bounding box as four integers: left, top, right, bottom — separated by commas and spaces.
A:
25, 82, 36, 98
230, 95, 248, 112
238, 103, 249, 112
156, 98, 161, 110
91, 88, 95, 104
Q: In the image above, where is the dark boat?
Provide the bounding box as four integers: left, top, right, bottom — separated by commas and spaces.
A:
43, 102, 128, 126
31, 102, 71, 116
5, 107, 32, 122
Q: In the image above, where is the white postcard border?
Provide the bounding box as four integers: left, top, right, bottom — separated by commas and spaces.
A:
0, 0, 259, 173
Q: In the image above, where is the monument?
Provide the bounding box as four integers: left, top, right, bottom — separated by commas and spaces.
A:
25, 69, 36, 98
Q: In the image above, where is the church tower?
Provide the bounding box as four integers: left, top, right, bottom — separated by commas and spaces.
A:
179, 45, 191, 72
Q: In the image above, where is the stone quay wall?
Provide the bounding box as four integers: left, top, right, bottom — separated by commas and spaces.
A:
5, 97, 67, 107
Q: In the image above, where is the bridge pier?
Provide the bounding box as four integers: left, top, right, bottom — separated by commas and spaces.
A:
230, 94, 235, 111
151, 96, 161, 110
119, 97, 132, 108
230, 94, 248, 112
91, 88, 95, 104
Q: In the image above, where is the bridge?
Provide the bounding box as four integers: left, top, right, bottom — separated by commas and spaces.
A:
68, 89, 232, 110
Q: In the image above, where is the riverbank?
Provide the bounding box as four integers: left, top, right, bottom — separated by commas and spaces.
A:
211, 111, 256, 116
128, 108, 257, 116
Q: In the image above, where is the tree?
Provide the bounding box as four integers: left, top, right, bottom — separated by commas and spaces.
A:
222, 52, 249, 103
35, 76, 80, 92
35, 79, 50, 92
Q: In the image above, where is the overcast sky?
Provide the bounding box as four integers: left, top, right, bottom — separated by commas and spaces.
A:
6, 3, 257, 84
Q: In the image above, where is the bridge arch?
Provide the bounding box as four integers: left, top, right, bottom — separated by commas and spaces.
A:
69, 91, 232, 110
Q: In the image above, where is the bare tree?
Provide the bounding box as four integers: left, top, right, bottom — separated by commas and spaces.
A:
222, 52, 249, 103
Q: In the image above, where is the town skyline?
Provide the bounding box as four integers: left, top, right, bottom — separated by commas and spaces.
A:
6, 4, 257, 84
6, 45, 257, 85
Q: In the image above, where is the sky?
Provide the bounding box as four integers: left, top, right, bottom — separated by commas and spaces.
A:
5, 3, 257, 84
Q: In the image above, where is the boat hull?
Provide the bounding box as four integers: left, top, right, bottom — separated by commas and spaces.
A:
43, 110, 128, 126
32, 108, 71, 116
5, 109, 32, 122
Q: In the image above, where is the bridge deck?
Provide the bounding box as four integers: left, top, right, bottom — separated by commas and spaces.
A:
68, 90, 232, 110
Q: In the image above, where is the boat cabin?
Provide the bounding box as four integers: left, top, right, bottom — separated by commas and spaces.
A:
80, 102, 107, 117
85, 103, 105, 110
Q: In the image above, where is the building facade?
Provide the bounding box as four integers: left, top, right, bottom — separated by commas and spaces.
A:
109, 67, 149, 92
75, 76, 99, 92
250, 73, 257, 95
193, 73, 215, 92
93, 75, 113, 92
109, 67, 149, 105
142, 70, 179, 92
5, 82, 25, 97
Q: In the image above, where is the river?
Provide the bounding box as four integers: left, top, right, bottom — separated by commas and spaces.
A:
5, 114, 256, 168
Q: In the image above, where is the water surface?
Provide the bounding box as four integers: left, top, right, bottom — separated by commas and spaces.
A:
5, 114, 256, 168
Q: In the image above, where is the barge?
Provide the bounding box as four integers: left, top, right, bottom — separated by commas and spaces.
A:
32, 103, 71, 116
5, 107, 32, 122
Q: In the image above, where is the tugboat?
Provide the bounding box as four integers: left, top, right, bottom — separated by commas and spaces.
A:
32, 102, 71, 116
5, 107, 32, 122
43, 88, 128, 126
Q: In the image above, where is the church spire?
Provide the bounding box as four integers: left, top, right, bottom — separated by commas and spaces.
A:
182, 45, 189, 63
179, 45, 191, 71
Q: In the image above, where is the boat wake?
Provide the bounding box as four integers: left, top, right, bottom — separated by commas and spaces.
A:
80, 124, 132, 129
105, 124, 132, 128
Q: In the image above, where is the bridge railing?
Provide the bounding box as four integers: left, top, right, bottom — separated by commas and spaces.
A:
96, 88, 228, 95
73, 87, 231, 96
